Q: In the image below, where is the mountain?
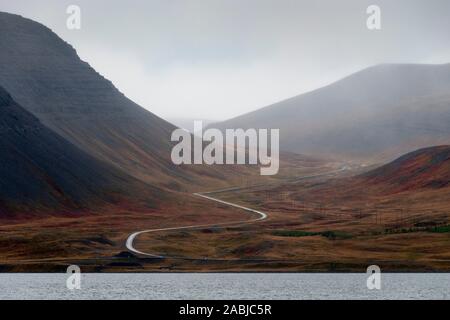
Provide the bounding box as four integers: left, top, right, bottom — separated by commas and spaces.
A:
0, 86, 163, 215
212, 63, 450, 161
362, 145, 450, 193
0, 12, 228, 191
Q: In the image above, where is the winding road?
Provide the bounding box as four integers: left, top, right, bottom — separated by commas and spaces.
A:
125, 191, 267, 258
126, 167, 349, 259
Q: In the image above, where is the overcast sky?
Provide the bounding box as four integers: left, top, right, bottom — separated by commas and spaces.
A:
2, 0, 450, 121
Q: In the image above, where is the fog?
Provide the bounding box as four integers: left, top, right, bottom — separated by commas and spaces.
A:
1, 0, 449, 120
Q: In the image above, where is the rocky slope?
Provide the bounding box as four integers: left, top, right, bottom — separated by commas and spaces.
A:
0, 86, 162, 215
0, 12, 228, 190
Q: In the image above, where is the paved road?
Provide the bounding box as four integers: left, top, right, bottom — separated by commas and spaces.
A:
125, 167, 348, 259
125, 192, 267, 258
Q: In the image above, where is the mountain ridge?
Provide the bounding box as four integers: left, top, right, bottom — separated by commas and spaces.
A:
0, 11, 255, 191
361, 145, 450, 192
211, 63, 450, 161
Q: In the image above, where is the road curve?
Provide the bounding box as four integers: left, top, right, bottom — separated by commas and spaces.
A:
125, 167, 348, 258
125, 192, 268, 258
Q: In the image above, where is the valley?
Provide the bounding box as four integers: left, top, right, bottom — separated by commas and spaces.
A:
121, 147, 450, 272
0, 11, 449, 273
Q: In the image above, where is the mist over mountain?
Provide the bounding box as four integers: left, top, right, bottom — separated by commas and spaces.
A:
0, 12, 265, 193
167, 117, 216, 135
212, 63, 450, 162
0, 12, 197, 189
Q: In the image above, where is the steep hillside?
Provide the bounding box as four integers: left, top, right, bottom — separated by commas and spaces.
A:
0, 86, 163, 215
212, 63, 450, 161
0, 12, 226, 190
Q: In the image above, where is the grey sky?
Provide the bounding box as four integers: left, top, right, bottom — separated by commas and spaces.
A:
1, 0, 450, 121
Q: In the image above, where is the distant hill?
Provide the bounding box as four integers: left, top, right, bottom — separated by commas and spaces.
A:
362, 145, 450, 193
211, 63, 450, 161
0, 86, 163, 215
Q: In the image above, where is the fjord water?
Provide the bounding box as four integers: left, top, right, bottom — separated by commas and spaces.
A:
0, 273, 448, 300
